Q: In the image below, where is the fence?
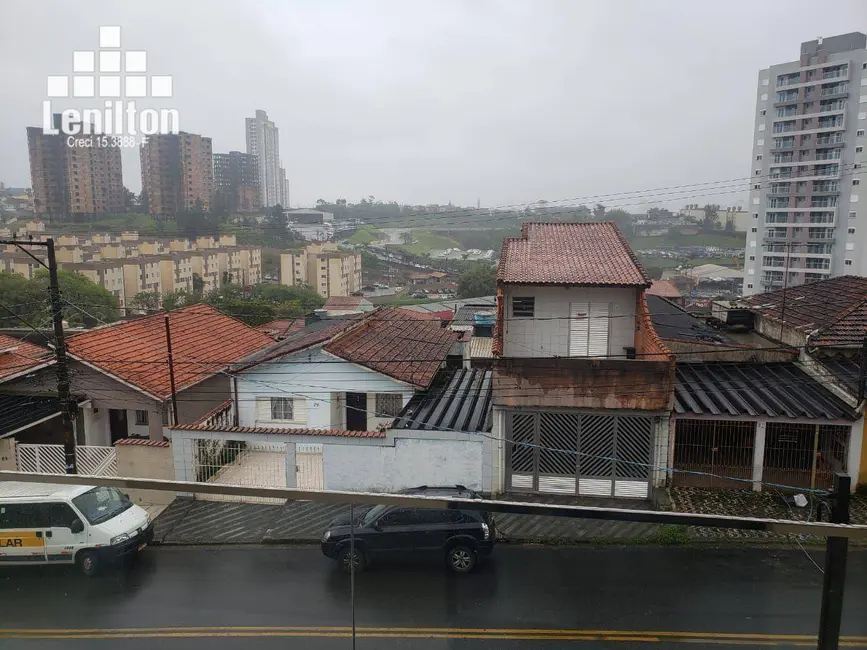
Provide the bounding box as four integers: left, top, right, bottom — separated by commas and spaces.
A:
672, 420, 755, 489
192, 439, 289, 504
15, 443, 117, 477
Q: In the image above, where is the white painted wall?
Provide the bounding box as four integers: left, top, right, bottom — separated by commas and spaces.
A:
126, 409, 151, 437
236, 348, 415, 430
502, 285, 638, 358
323, 437, 484, 492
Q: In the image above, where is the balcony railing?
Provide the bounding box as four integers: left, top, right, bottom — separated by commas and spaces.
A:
816, 135, 845, 145
822, 68, 847, 80
821, 85, 848, 97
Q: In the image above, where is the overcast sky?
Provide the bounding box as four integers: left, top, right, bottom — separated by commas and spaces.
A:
1, 0, 864, 214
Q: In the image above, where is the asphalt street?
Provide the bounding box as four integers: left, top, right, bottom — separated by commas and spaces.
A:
1, 546, 866, 649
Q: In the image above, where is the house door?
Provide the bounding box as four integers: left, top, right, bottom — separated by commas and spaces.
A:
345, 393, 368, 431
108, 409, 128, 443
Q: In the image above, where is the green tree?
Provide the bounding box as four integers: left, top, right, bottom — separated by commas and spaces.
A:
129, 290, 161, 313
593, 203, 606, 220
192, 273, 204, 295
252, 283, 324, 311
702, 204, 721, 230
123, 187, 136, 210
0, 271, 49, 327
644, 265, 664, 280
33, 270, 119, 326
457, 263, 497, 299
606, 209, 634, 234
162, 289, 199, 311
138, 190, 149, 214
176, 199, 218, 238
400, 231, 413, 245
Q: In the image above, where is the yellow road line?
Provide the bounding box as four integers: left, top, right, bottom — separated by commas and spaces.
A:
2, 626, 867, 645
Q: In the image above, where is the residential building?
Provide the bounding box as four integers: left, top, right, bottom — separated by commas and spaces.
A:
4, 305, 274, 443
213, 151, 261, 212
26, 114, 123, 219
70, 261, 126, 304
190, 249, 221, 293
744, 32, 867, 295
279, 248, 308, 287
123, 257, 163, 299
697, 275, 867, 490
159, 252, 196, 294
492, 222, 675, 499
245, 110, 286, 207
309, 251, 363, 298
167, 309, 479, 493
646, 279, 683, 306
140, 132, 213, 217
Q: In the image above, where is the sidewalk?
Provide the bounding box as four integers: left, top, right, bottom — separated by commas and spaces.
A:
151, 490, 867, 547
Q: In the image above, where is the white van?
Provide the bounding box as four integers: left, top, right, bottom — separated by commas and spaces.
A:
0, 482, 152, 576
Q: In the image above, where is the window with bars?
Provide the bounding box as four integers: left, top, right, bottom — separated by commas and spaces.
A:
270, 397, 294, 421
135, 410, 149, 426
375, 394, 403, 418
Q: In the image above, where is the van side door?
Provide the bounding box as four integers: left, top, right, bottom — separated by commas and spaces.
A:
0, 503, 47, 563
44, 503, 86, 564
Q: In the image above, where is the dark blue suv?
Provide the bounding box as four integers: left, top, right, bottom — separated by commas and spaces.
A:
321, 486, 495, 573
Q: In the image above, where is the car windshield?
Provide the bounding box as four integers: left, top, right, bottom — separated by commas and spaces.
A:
72, 487, 133, 525
360, 504, 388, 527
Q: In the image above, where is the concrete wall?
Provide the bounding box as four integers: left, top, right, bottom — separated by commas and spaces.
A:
236, 348, 413, 430
0, 439, 16, 470
323, 437, 484, 493
502, 285, 638, 358
115, 442, 175, 506
176, 374, 232, 425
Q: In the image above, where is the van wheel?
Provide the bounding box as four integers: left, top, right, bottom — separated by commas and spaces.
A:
337, 547, 365, 574
77, 550, 99, 577
446, 545, 476, 573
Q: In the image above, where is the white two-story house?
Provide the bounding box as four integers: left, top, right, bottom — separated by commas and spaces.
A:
491, 222, 675, 499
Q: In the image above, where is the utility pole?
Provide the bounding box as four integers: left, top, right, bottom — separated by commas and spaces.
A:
857, 335, 867, 404
164, 313, 180, 427
0, 238, 77, 473
817, 472, 851, 650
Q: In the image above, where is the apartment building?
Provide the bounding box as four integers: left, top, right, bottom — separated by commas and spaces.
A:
140, 132, 214, 217
213, 151, 261, 212
279, 248, 308, 286
245, 110, 286, 207
744, 32, 867, 295
26, 115, 123, 219
190, 249, 221, 293
71, 261, 126, 304
309, 251, 362, 298
122, 257, 163, 299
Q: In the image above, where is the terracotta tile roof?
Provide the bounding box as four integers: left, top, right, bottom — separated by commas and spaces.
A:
741, 276, 867, 346
0, 335, 54, 383
647, 279, 682, 299
498, 222, 650, 286
397, 308, 454, 322
323, 296, 364, 309
172, 423, 384, 438
255, 319, 305, 340
66, 305, 274, 399
324, 308, 459, 388
236, 314, 366, 370
114, 438, 171, 447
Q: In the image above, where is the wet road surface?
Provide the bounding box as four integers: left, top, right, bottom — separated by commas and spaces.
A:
1, 545, 866, 648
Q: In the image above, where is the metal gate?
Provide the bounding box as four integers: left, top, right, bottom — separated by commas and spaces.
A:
296, 443, 324, 491
15, 443, 117, 476
763, 423, 849, 491
672, 420, 755, 489
191, 439, 288, 504
506, 411, 653, 498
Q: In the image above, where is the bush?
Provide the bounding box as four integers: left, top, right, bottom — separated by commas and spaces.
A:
655, 524, 691, 546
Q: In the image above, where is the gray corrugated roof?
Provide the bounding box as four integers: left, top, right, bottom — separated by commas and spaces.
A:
401, 296, 495, 315
452, 304, 497, 328
392, 368, 492, 432
647, 295, 734, 344
675, 362, 858, 421
818, 358, 862, 395
0, 394, 84, 437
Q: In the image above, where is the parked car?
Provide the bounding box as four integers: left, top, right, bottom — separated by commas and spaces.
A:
321, 485, 495, 574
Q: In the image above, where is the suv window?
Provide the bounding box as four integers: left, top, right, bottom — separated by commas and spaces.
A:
415, 508, 467, 525
378, 508, 420, 527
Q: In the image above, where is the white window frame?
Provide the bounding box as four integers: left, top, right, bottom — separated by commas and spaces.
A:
569, 302, 610, 358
